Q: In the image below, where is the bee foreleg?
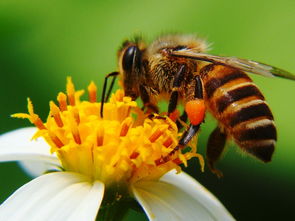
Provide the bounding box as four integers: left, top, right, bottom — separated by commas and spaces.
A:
100, 71, 119, 118
206, 127, 227, 178
168, 65, 186, 116
139, 85, 159, 113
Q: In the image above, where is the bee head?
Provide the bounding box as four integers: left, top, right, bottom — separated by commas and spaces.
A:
118, 40, 144, 100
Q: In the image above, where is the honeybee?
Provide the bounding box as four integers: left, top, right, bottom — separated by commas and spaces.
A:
101, 34, 295, 176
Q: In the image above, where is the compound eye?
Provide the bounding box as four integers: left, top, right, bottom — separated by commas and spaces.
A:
122, 46, 141, 73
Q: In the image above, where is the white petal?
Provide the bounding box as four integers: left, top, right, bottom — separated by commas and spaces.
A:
0, 127, 60, 166
132, 170, 235, 221
0, 172, 105, 221
18, 160, 61, 177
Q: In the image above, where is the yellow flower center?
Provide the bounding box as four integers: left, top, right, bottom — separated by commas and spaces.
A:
13, 77, 204, 187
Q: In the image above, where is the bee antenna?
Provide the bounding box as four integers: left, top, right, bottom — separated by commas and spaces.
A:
100, 71, 119, 118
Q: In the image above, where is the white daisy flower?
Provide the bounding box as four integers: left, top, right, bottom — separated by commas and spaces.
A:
0, 78, 235, 221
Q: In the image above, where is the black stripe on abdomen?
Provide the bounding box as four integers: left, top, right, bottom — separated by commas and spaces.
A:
204, 70, 250, 99
229, 102, 273, 127
216, 84, 264, 113
237, 124, 277, 141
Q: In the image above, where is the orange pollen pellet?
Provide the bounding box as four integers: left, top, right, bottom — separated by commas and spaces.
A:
57, 92, 68, 111
50, 134, 64, 148
88, 81, 97, 103
120, 123, 130, 136
163, 137, 173, 148
185, 99, 206, 126
130, 151, 139, 159
149, 129, 163, 142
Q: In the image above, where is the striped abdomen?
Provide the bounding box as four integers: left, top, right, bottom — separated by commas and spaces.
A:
202, 64, 276, 162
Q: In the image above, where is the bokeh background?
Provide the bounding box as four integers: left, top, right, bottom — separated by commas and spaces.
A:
1, 0, 295, 220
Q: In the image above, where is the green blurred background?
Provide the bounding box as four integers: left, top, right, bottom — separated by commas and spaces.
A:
1, 0, 295, 220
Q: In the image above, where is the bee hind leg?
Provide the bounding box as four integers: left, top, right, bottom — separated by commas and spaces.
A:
156, 74, 206, 165
206, 126, 227, 178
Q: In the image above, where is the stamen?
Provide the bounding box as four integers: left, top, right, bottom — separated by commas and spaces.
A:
163, 137, 173, 148
57, 92, 68, 111
72, 107, 80, 124
50, 101, 63, 127
68, 112, 81, 144
48, 131, 64, 148
73, 132, 81, 144
96, 127, 104, 146
155, 158, 165, 166
88, 81, 97, 103
32, 116, 47, 130
66, 77, 76, 106
149, 129, 164, 142
130, 152, 139, 159
173, 158, 182, 165
120, 118, 132, 136
168, 109, 180, 122
27, 98, 46, 130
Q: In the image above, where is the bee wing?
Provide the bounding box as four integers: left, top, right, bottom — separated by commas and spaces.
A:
171, 50, 295, 80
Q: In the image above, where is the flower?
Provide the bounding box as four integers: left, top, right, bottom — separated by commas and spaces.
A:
0, 78, 235, 221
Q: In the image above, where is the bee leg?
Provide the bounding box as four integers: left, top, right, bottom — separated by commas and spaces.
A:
167, 65, 186, 116
206, 127, 227, 178
176, 111, 188, 130
156, 75, 206, 165
139, 85, 159, 114
100, 72, 119, 118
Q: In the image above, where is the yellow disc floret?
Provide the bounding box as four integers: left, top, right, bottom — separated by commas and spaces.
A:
13, 77, 204, 187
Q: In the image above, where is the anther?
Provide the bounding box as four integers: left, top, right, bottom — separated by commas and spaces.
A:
88, 81, 97, 103
120, 118, 132, 136
27, 98, 46, 130
32, 116, 47, 130
96, 127, 104, 146
66, 77, 76, 106
172, 158, 182, 165
57, 92, 68, 111
163, 137, 173, 148
130, 152, 139, 159
72, 128, 81, 144
69, 113, 81, 144
149, 129, 164, 142
72, 108, 80, 124
49, 132, 64, 148
168, 109, 180, 122
50, 101, 63, 127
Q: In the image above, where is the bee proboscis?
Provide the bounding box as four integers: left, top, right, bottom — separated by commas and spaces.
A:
101, 34, 295, 177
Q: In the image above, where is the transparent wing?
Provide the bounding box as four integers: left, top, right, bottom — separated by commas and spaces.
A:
171, 50, 295, 80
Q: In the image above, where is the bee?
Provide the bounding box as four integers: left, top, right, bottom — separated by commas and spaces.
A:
100, 34, 295, 176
